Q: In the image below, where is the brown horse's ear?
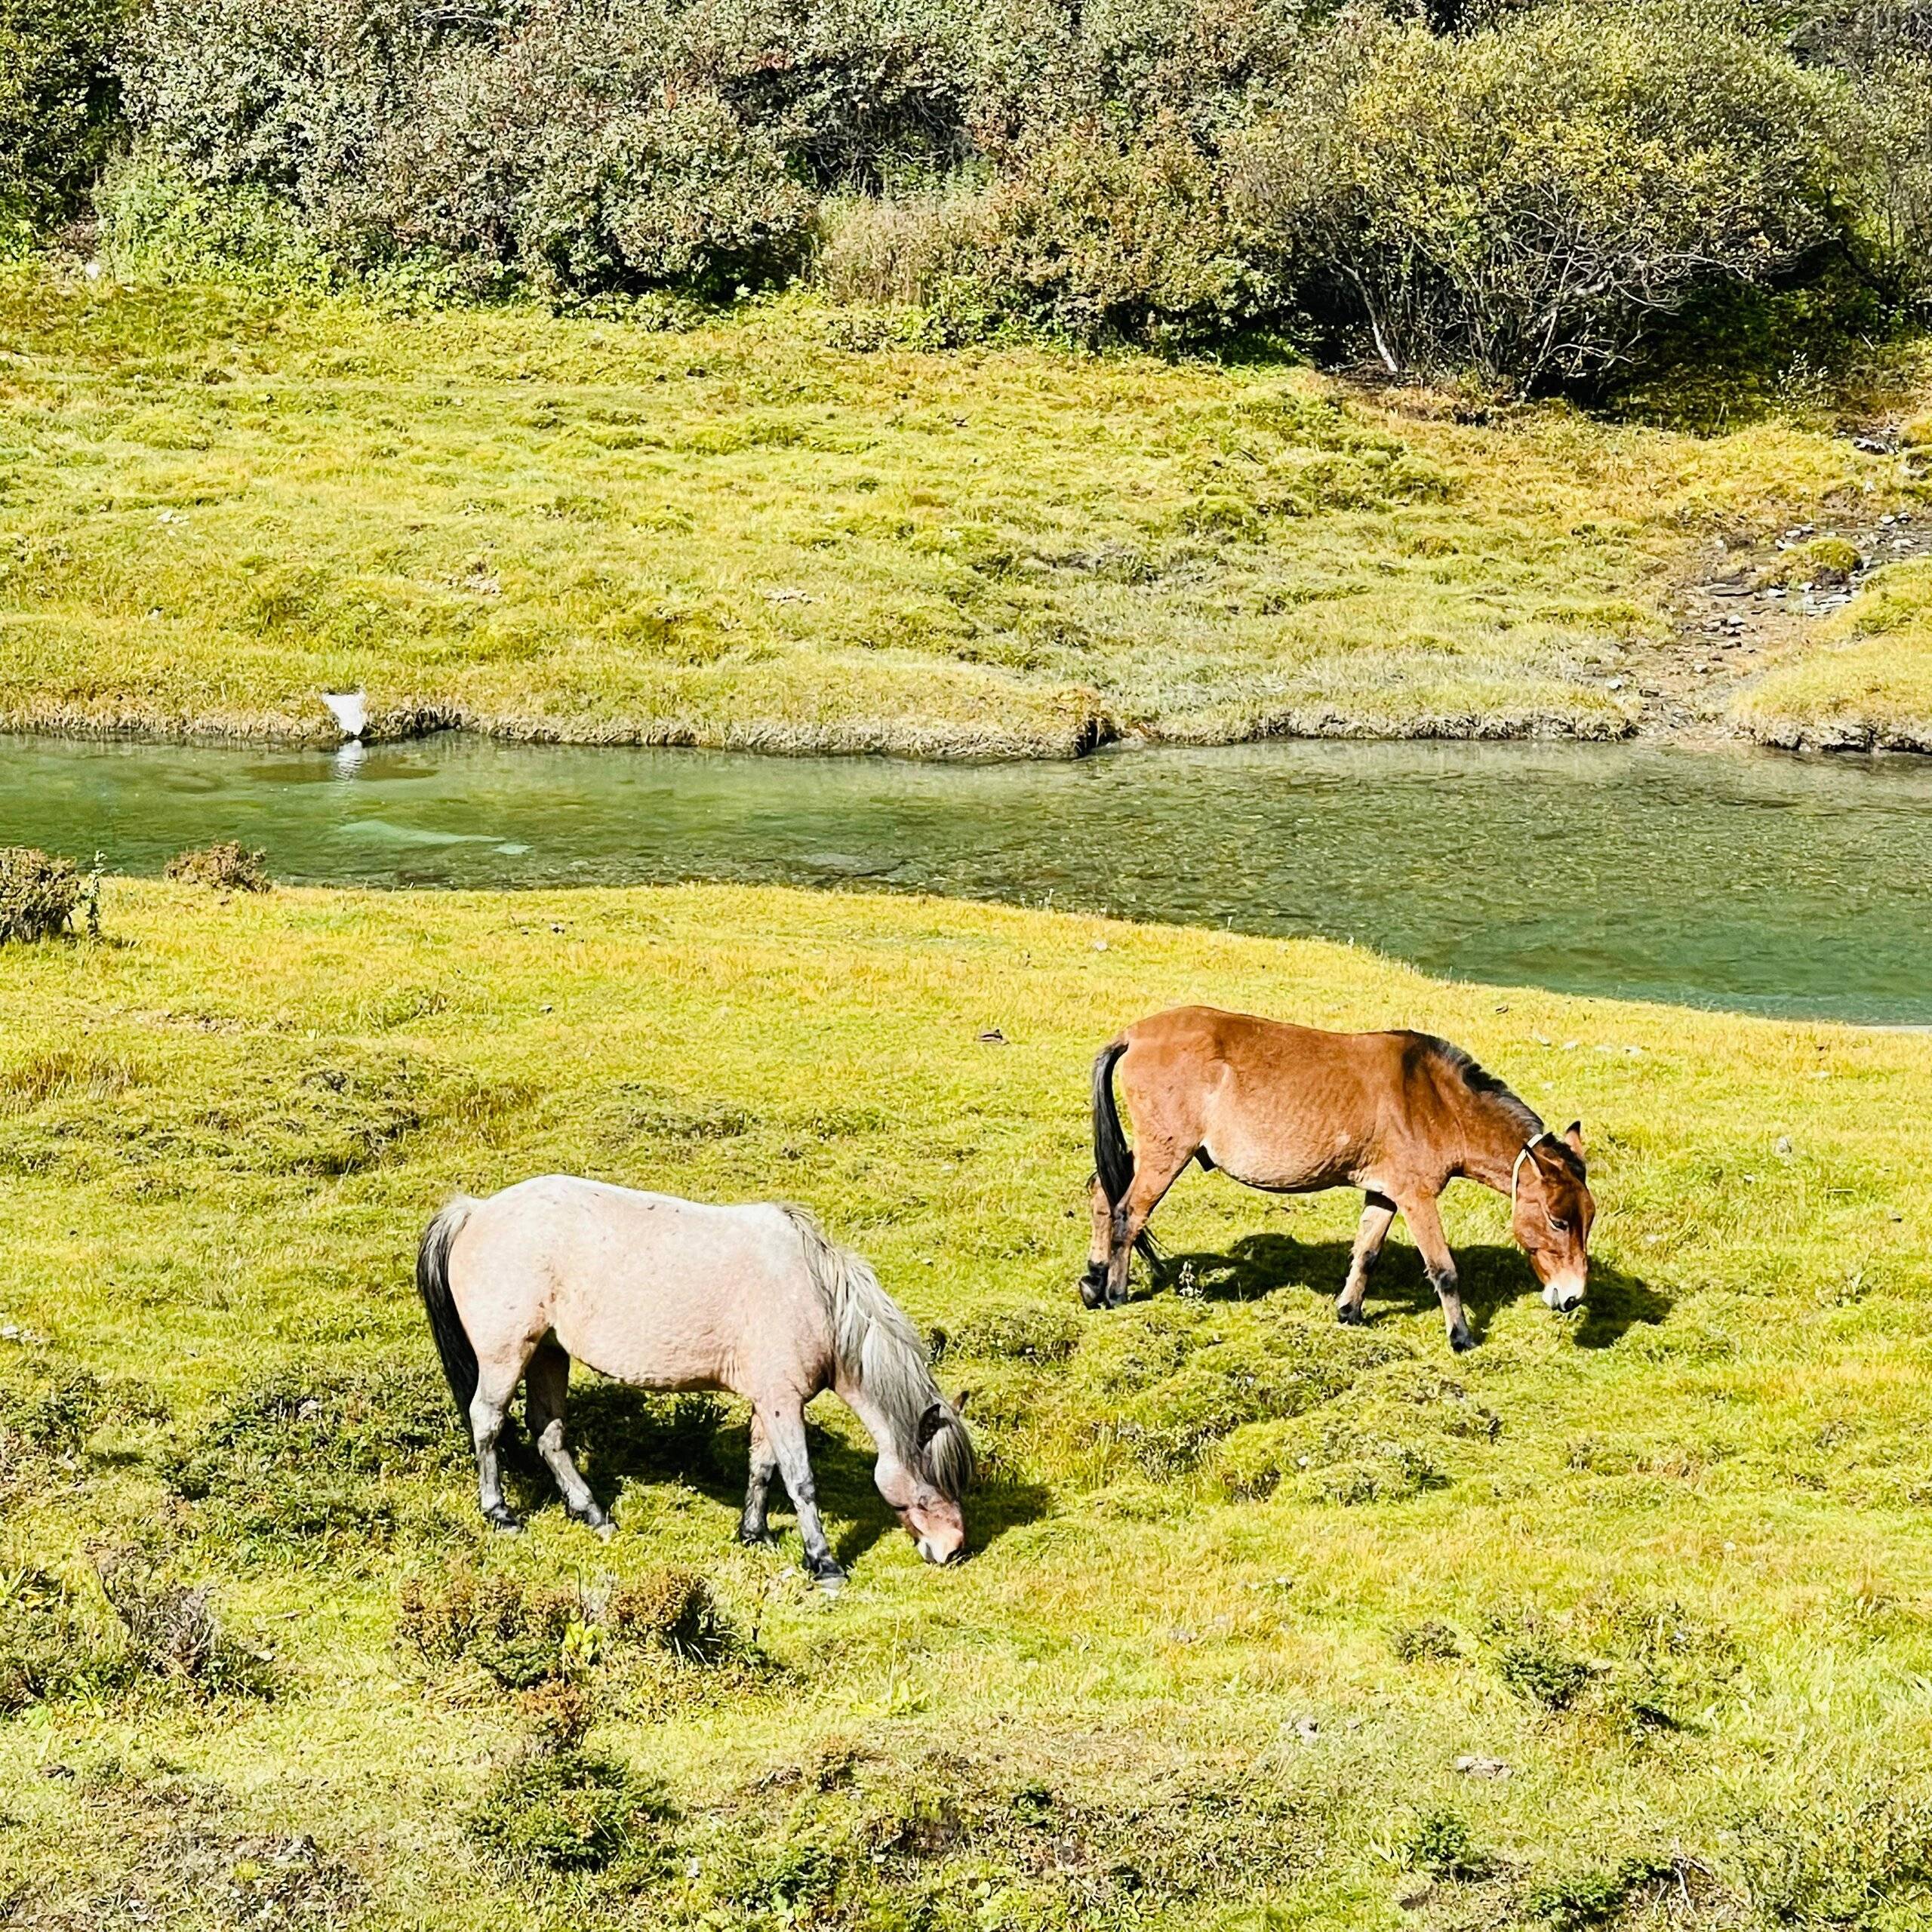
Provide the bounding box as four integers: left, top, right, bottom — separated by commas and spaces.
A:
952, 1389, 973, 1416
915, 1402, 948, 1449
1562, 1120, 1585, 1159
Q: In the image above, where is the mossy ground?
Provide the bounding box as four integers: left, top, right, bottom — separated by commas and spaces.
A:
0, 881, 1929, 1927
0, 266, 1915, 755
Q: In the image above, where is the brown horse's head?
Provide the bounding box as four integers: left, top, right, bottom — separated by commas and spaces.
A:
1509, 1124, 1593, 1312
877, 1395, 974, 1564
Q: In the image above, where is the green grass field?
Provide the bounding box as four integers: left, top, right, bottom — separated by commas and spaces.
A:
1, 880, 1929, 1929
0, 265, 1912, 755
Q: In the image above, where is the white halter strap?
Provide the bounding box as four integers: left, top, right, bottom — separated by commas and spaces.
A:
1510, 1131, 1552, 1204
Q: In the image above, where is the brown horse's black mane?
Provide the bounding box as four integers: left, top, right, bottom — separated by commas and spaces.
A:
1422, 1036, 1547, 1147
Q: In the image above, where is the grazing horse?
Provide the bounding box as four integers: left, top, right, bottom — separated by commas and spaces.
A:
415, 1177, 974, 1586
1081, 1007, 1594, 1351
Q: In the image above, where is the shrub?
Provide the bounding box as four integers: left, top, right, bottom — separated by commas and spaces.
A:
95, 1550, 273, 1697
0, 848, 78, 943
468, 1744, 664, 1874
398, 1564, 741, 1686
0, 0, 129, 237
1491, 1621, 1594, 1710
819, 122, 1283, 346
1235, 3, 1846, 388
164, 842, 272, 892
0, 1568, 124, 1709
1402, 1807, 1491, 1881
1390, 1618, 1462, 1663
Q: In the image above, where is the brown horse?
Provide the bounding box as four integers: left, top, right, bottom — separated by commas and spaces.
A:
1081, 1006, 1594, 1350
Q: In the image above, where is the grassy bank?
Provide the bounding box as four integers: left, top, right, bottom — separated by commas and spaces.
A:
0, 880, 1929, 1927
1735, 555, 1932, 753
0, 267, 1913, 756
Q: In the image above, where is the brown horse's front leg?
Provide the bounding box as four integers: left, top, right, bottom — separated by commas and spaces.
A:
1337, 1192, 1397, 1326
1398, 1194, 1474, 1352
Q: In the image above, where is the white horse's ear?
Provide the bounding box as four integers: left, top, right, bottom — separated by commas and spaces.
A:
952, 1389, 973, 1416
915, 1402, 947, 1448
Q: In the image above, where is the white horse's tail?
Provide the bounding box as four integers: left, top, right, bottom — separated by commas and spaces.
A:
781, 1205, 975, 1500
417, 1194, 478, 1421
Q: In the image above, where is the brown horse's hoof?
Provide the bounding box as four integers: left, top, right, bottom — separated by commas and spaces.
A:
1335, 1301, 1365, 1327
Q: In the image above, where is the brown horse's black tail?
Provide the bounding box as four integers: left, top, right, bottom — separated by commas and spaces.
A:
1091, 1039, 1162, 1267
416, 1196, 478, 1424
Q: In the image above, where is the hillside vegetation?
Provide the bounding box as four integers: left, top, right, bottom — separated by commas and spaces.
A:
0, 881, 1929, 1927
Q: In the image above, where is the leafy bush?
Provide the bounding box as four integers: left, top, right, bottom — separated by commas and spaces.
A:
1402, 1807, 1491, 1881
0, 0, 128, 237
0, 847, 78, 942
1491, 1621, 1594, 1710
164, 841, 272, 891
1233, 3, 1846, 388
468, 1743, 663, 1874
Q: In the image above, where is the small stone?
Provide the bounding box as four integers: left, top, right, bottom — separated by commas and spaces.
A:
1775, 1135, 1793, 1158
1455, 1754, 1513, 1779
977, 1028, 1008, 1045
1293, 1714, 1320, 1740
1397, 1880, 1435, 1912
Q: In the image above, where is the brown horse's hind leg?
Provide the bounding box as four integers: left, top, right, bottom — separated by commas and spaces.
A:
1337, 1192, 1397, 1326
1398, 1193, 1474, 1353
1101, 1135, 1196, 1307
525, 1339, 610, 1534
737, 1410, 781, 1548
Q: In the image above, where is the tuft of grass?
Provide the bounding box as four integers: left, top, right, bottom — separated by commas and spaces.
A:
0, 270, 1912, 754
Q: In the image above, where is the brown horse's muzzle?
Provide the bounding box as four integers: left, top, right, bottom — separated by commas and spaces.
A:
1540, 1270, 1586, 1315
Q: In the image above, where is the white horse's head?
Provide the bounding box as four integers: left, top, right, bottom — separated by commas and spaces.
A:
875, 1395, 974, 1564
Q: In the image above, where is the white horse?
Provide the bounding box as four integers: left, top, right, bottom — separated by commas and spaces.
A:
414, 1177, 974, 1586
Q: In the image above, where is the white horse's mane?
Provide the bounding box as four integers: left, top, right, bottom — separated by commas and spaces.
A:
780, 1205, 974, 1500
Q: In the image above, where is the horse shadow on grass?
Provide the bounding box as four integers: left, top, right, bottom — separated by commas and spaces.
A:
1159, 1231, 1671, 1349
500, 1381, 1051, 1570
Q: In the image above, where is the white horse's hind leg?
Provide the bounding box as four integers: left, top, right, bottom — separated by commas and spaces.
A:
526, 1339, 609, 1534
762, 1401, 846, 1588
469, 1355, 524, 1532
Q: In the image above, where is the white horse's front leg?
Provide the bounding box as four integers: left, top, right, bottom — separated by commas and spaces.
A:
737, 1411, 780, 1548
762, 1402, 845, 1589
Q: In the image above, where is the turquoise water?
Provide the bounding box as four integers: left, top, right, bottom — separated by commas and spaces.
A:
2, 733, 1927, 1023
